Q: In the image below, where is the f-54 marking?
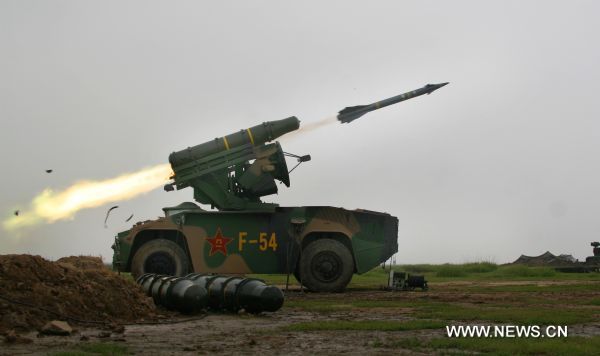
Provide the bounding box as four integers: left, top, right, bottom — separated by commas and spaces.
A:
238, 232, 278, 252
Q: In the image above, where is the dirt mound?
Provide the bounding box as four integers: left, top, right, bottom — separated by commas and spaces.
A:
56, 255, 106, 270
0, 254, 157, 334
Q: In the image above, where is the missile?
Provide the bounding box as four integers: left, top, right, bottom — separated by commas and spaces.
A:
337, 82, 449, 124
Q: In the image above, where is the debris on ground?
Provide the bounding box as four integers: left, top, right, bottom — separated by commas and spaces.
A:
41, 320, 72, 336
104, 205, 119, 228
56, 255, 106, 270
3, 329, 33, 344
0, 254, 157, 335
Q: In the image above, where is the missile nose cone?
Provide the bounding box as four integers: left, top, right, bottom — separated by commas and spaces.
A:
425, 82, 449, 94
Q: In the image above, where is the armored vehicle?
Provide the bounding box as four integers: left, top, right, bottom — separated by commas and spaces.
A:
587, 242, 600, 265
112, 117, 398, 292
554, 242, 600, 273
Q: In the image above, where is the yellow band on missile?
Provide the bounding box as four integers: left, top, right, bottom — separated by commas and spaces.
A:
375, 102, 381, 109
246, 128, 255, 145
223, 136, 230, 150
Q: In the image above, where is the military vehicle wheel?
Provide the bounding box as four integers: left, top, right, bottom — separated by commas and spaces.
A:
299, 239, 354, 292
131, 239, 190, 279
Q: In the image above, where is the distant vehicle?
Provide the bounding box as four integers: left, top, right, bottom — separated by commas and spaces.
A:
586, 241, 600, 265
554, 242, 600, 273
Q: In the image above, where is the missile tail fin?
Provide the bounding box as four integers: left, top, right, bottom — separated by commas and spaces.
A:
337, 105, 368, 123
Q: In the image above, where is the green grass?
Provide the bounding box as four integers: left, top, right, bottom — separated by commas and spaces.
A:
414, 303, 596, 325
286, 298, 435, 309
435, 262, 499, 277
508, 294, 600, 307
396, 264, 438, 274
284, 300, 355, 312
283, 319, 446, 332
286, 299, 597, 325
52, 343, 129, 356
491, 265, 557, 278
458, 283, 600, 293
349, 263, 594, 285
203, 263, 600, 287
429, 264, 586, 281
461, 262, 499, 273
284, 299, 429, 312
374, 336, 600, 355
350, 300, 424, 308
287, 301, 353, 312
246, 273, 290, 285
435, 264, 468, 277
269, 264, 599, 353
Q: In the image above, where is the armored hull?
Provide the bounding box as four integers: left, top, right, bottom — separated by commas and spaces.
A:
113, 204, 398, 292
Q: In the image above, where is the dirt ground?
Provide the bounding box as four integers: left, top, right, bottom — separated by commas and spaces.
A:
1, 255, 598, 354
2, 283, 600, 355
0, 255, 157, 335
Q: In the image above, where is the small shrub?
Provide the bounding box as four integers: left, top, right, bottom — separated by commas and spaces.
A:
399, 264, 437, 273
462, 262, 498, 273
436, 264, 468, 277
494, 265, 556, 277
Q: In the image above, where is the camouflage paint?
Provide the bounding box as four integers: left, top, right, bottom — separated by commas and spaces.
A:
113, 205, 398, 276
111, 117, 399, 288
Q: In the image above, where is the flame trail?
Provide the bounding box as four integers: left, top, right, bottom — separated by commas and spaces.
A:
281, 115, 337, 141
3, 164, 172, 231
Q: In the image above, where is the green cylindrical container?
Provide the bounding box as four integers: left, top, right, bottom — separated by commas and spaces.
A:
236, 279, 284, 313
170, 279, 209, 314
169, 117, 300, 167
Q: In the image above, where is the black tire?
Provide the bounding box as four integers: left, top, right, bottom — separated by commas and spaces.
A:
131, 239, 190, 279
299, 238, 354, 292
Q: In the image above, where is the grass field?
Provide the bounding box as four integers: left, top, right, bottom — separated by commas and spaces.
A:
251, 262, 600, 286
47, 263, 599, 355
253, 263, 600, 355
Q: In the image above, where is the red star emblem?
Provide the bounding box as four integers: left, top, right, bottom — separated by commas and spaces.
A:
206, 228, 233, 256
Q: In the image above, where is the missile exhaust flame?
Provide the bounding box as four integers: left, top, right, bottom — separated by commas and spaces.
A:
3, 164, 173, 231
281, 116, 337, 141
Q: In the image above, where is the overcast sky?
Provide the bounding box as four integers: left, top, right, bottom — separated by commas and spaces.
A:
1, 1, 600, 264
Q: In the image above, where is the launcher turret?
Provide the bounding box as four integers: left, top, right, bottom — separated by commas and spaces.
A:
164, 117, 305, 211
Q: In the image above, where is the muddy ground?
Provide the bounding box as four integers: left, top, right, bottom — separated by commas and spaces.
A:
3, 281, 600, 355
0, 255, 156, 334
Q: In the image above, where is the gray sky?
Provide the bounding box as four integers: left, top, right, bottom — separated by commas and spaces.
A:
1, 0, 599, 264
